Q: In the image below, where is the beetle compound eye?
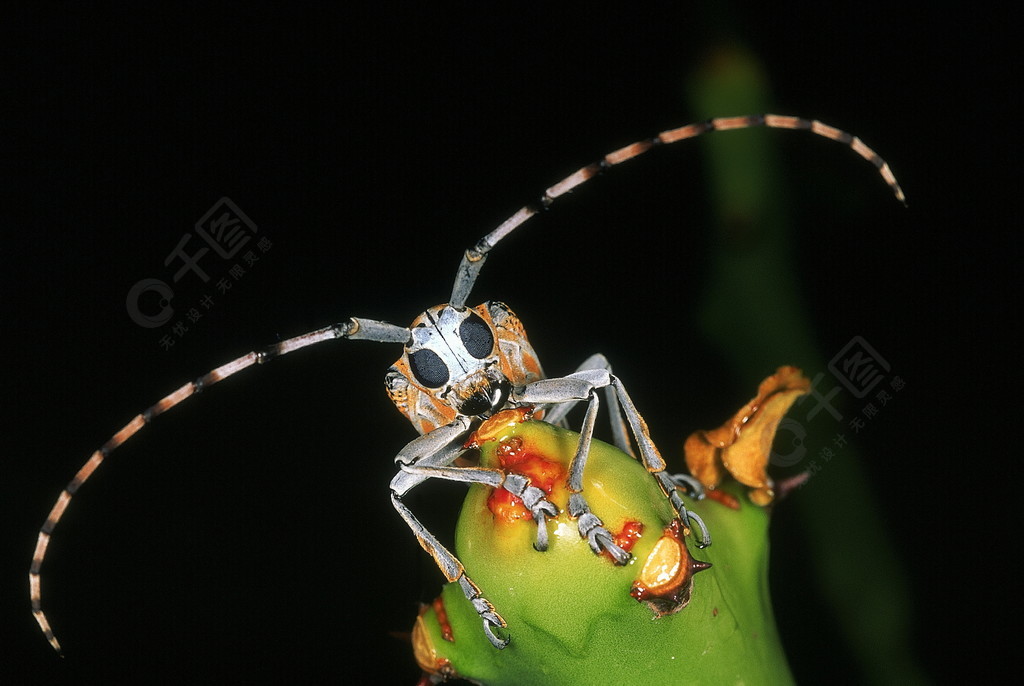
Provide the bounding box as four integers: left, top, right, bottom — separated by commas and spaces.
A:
409, 349, 450, 388
460, 312, 494, 359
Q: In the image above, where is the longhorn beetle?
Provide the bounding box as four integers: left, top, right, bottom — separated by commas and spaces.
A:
31, 114, 905, 652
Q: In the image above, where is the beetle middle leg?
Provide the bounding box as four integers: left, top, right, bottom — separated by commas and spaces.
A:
540, 353, 631, 456
517, 369, 711, 552
541, 355, 707, 506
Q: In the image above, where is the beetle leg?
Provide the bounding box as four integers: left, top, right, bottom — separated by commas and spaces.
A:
608, 376, 711, 548
398, 463, 559, 552
501, 473, 559, 551
565, 386, 632, 564
389, 418, 511, 649
516, 371, 630, 563
518, 370, 711, 550
390, 492, 509, 649
538, 353, 632, 457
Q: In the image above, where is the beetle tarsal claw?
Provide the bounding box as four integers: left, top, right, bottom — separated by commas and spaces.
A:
655, 472, 713, 549
477, 605, 510, 649
482, 617, 510, 650
530, 505, 550, 552
591, 528, 631, 565
457, 576, 510, 649
687, 511, 712, 549
529, 496, 558, 552
668, 472, 705, 499
503, 473, 559, 552
568, 493, 631, 565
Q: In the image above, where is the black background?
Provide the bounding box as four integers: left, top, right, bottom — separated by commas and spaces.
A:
4, 3, 1015, 684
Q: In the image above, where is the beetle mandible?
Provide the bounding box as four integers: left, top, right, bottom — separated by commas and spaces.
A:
30, 114, 905, 652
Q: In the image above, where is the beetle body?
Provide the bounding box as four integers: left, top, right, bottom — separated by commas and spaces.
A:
31, 113, 904, 654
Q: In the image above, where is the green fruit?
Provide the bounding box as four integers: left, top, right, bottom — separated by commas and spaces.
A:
413, 418, 793, 685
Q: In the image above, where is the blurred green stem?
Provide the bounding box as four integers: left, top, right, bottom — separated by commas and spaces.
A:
687, 43, 927, 685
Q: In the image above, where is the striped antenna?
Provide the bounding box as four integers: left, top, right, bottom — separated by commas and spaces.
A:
449, 114, 904, 309
30, 317, 410, 653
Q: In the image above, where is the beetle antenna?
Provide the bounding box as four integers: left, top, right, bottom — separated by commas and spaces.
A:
448, 113, 905, 309
30, 317, 409, 653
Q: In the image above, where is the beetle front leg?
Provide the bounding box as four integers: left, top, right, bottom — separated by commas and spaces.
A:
398, 463, 559, 552
389, 491, 509, 649
389, 419, 511, 649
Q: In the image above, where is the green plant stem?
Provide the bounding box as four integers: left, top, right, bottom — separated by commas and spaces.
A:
686, 42, 927, 685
